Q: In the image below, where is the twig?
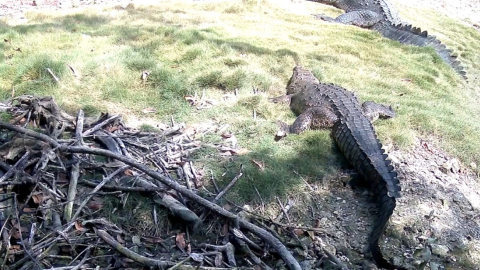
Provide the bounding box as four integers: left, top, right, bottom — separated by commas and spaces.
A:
73, 166, 128, 222
213, 164, 243, 202
0, 122, 303, 270
64, 110, 84, 222
95, 228, 175, 268
0, 151, 30, 183
323, 248, 350, 270
200, 243, 236, 266
254, 187, 264, 213
198, 165, 244, 221
82, 114, 120, 137
80, 179, 167, 193
75, 109, 85, 145
275, 198, 293, 224
46, 68, 60, 83
12, 194, 44, 270
67, 64, 78, 78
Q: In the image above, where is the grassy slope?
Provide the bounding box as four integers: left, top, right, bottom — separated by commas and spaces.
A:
1, 0, 479, 205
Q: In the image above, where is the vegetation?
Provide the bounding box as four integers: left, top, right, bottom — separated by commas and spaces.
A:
1, 0, 479, 205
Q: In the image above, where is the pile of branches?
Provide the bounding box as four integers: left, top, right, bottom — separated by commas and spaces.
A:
0, 95, 340, 270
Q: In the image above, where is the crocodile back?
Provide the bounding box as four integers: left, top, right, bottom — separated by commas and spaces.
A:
377, 0, 402, 25
331, 113, 402, 198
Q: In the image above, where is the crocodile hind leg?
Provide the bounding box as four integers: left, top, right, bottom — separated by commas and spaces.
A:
290, 106, 338, 134
313, 10, 382, 28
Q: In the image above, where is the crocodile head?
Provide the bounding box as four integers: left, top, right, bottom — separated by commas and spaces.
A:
286, 66, 320, 95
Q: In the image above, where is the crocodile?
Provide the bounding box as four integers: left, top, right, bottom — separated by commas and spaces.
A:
306, 0, 466, 78
272, 66, 406, 270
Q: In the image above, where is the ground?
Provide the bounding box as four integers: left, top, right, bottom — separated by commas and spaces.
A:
1, 0, 480, 269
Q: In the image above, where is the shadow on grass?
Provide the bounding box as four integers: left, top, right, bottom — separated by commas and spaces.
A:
202, 131, 346, 203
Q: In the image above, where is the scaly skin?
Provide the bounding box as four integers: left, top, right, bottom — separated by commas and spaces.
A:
273, 66, 406, 269
307, 0, 466, 78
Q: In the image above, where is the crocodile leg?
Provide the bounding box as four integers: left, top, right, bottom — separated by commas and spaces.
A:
362, 101, 396, 122
270, 94, 294, 105
314, 10, 382, 28
290, 107, 338, 134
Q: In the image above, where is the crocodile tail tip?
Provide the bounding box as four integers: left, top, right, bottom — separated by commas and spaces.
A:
370, 243, 408, 270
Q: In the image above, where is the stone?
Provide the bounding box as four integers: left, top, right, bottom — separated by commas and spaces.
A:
430, 244, 449, 256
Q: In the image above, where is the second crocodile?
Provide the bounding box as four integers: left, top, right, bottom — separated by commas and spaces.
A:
272, 66, 406, 270
306, 0, 466, 78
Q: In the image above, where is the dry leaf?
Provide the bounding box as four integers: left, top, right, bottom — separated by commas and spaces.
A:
9, 245, 21, 252
235, 148, 250, 155
142, 108, 157, 114
176, 233, 187, 250
57, 172, 69, 184
184, 126, 197, 137
87, 198, 104, 210
107, 126, 119, 132
314, 219, 321, 228
32, 192, 44, 204
142, 236, 164, 243
132, 235, 141, 245
22, 208, 35, 213
13, 228, 22, 239
251, 159, 265, 170
221, 223, 229, 236
391, 90, 405, 96
74, 221, 87, 232
190, 253, 204, 262
293, 228, 304, 236
123, 169, 134, 176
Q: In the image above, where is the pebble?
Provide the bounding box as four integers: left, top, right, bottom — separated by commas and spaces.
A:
430, 244, 449, 256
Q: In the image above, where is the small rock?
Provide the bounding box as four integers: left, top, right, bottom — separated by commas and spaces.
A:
449, 158, 461, 173
321, 240, 336, 255
299, 259, 316, 270
389, 154, 400, 164
430, 244, 449, 256
471, 162, 477, 170
430, 262, 440, 270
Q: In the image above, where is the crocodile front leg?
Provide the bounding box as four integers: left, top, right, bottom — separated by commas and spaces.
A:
270, 94, 294, 105
361, 101, 395, 122
314, 10, 382, 28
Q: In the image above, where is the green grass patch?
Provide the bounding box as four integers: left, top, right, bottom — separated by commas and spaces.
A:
1, 0, 479, 206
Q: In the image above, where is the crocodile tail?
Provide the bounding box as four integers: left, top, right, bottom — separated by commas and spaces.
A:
375, 22, 466, 78
369, 189, 407, 270
332, 115, 405, 269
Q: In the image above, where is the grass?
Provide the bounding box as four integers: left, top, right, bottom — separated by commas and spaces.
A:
1, 0, 479, 211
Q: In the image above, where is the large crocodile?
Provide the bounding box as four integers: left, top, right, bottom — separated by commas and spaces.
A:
272, 66, 406, 270
306, 0, 466, 78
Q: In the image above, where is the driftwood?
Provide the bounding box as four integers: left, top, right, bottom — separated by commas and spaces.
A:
0, 96, 307, 270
